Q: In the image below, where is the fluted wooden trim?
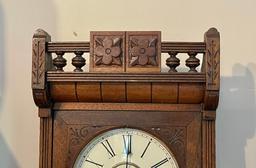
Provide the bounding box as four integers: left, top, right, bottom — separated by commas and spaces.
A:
161, 42, 206, 53
39, 109, 53, 168
202, 120, 216, 168
47, 41, 206, 53
47, 42, 90, 53
47, 72, 206, 83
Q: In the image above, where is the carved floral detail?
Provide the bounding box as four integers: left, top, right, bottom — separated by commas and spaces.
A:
69, 127, 88, 146
151, 127, 185, 164
94, 37, 122, 66
32, 40, 45, 87
207, 40, 220, 85
167, 128, 186, 164
168, 128, 185, 148
129, 38, 157, 66
151, 127, 185, 152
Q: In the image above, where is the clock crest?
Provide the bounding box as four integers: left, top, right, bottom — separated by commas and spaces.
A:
32, 28, 220, 168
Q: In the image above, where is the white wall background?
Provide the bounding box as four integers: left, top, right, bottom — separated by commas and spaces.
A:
0, 0, 256, 167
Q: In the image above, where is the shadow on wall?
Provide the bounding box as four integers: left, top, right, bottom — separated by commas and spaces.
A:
0, 134, 19, 167
217, 63, 256, 168
0, 0, 4, 111
0, 0, 57, 167
0, 2, 18, 168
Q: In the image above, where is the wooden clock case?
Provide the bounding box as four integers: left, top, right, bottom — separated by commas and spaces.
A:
32, 28, 220, 168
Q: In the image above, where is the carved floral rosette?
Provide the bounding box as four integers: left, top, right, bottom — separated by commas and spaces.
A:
126, 31, 161, 72
90, 32, 125, 72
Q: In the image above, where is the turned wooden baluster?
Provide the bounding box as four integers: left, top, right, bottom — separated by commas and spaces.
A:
72, 51, 86, 72
166, 51, 180, 72
186, 52, 200, 72
53, 51, 66, 72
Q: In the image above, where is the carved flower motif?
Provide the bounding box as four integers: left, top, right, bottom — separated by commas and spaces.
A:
95, 37, 122, 65
130, 38, 157, 66
70, 127, 88, 146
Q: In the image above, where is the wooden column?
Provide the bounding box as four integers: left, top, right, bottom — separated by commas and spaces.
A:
39, 108, 53, 168
32, 29, 53, 168
202, 28, 220, 168
202, 111, 216, 168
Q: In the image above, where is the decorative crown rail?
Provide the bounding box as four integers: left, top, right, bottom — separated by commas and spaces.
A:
32, 28, 219, 78
31, 27, 220, 109
45, 41, 207, 73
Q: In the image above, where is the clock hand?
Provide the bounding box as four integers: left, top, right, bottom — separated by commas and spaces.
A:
128, 135, 131, 155
123, 135, 132, 168
126, 152, 129, 168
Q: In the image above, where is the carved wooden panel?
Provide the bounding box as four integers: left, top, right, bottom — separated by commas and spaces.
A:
90, 31, 125, 72
126, 31, 161, 72
204, 28, 220, 90
32, 38, 46, 89
204, 28, 220, 110
52, 110, 201, 168
32, 29, 53, 107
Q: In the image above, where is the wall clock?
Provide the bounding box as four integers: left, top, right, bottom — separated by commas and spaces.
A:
31, 28, 220, 168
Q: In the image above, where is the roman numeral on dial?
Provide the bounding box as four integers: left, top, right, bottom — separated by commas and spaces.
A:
151, 158, 168, 168
141, 139, 152, 158
101, 139, 116, 158
123, 134, 132, 154
85, 159, 103, 167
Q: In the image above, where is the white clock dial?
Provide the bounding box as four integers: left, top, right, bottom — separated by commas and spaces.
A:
73, 128, 179, 168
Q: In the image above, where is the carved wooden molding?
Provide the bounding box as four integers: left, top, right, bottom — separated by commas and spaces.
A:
161, 42, 205, 53
47, 72, 206, 83
47, 41, 205, 53
204, 90, 219, 110
39, 108, 52, 118
202, 110, 216, 121
33, 89, 51, 108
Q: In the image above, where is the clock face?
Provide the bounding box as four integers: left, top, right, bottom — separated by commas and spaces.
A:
73, 128, 179, 168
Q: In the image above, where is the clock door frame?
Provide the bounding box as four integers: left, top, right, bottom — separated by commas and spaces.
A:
52, 105, 201, 168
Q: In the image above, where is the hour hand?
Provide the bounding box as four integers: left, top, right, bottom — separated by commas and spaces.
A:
123, 135, 132, 155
